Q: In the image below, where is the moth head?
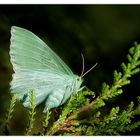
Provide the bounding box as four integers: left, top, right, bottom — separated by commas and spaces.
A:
74, 54, 98, 93
75, 76, 83, 92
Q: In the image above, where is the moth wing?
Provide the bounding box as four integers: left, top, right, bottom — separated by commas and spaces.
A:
10, 26, 75, 109
10, 26, 73, 75
10, 70, 68, 107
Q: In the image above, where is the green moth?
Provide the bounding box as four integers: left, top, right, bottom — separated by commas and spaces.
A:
10, 26, 96, 112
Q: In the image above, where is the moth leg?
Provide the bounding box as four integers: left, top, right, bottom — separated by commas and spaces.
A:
43, 89, 64, 112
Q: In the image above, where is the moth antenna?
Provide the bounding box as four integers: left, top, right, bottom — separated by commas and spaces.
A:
81, 63, 98, 78
80, 53, 85, 77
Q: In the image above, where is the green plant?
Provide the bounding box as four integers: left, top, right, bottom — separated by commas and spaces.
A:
2, 42, 140, 135
3, 94, 18, 135
25, 90, 36, 135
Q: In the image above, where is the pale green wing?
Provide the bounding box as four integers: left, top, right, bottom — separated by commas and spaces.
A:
10, 70, 74, 107
10, 26, 76, 110
10, 26, 73, 75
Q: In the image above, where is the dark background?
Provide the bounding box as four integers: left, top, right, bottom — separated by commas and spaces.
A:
0, 5, 140, 135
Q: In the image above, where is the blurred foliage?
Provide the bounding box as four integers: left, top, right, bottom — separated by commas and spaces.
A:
0, 5, 140, 135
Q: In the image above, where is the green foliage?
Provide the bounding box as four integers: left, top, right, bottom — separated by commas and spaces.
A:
25, 90, 36, 135
92, 100, 139, 135
46, 90, 94, 135
3, 94, 18, 135
43, 111, 51, 135
90, 42, 140, 111
46, 42, 140, 135
6, 94, 18, 122
3, 42, 140, 135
